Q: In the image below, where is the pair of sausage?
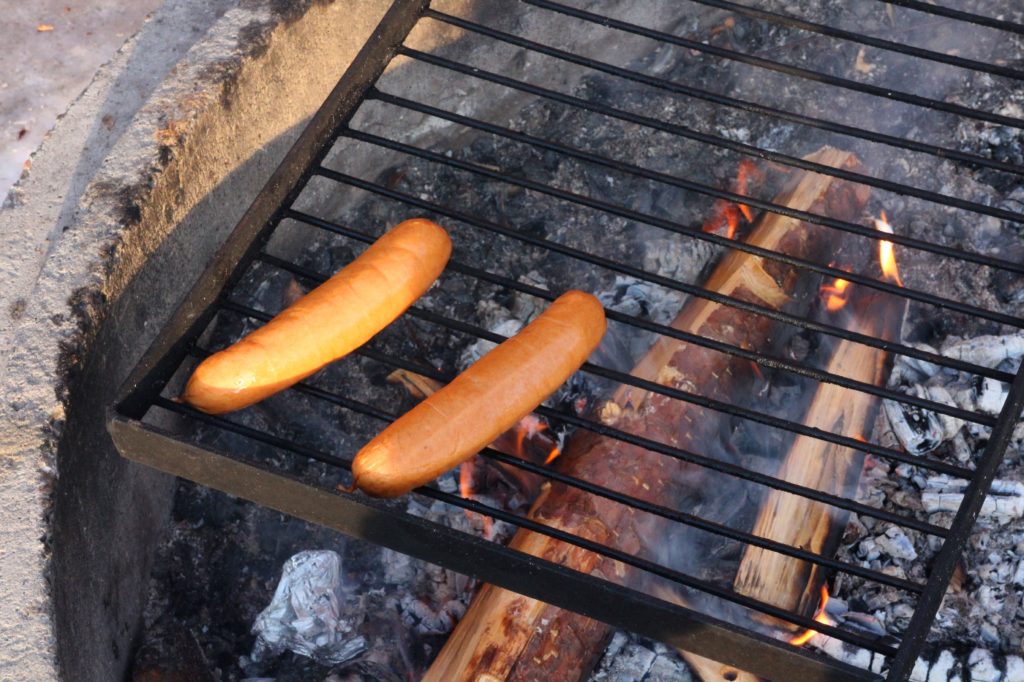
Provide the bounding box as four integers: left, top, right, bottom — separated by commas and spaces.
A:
182, 218, 606, 498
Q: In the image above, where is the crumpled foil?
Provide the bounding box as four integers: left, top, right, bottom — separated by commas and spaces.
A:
250, 550, 366, 665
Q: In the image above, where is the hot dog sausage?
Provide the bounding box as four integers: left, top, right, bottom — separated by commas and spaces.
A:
183, 218, 451, 414
352, 290, 606, 498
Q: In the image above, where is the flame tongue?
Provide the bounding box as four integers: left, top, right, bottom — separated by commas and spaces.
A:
702, 159, 764, 239
821, 275, 851, 312
789, 585, 831, 646
875, 211, 903, 286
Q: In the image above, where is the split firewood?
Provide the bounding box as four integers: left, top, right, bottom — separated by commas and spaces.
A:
424, 147, 870, 682
733, 281, 905, 621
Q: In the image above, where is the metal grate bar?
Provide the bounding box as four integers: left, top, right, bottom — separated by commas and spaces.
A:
281, 209, 992, 427
419, 10, 1024, 177
411, 15, 1024, 228
234, 255, 970, 518
327, 132, 1024, 328
888, 366, 1024, 678
285, 187, 1014, 385
370, 85, 1024, 270
184, 330, 922, 594
688, 0, 1024, 81
250, 253, 978, 481
521, 0, 1024, 129
215, 293, 953, 543
878, 0, 1024, 36
156, 375, 901, 655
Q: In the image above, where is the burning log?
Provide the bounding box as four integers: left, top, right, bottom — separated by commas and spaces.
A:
734, 220, 906, 623
424, 147, 870, 682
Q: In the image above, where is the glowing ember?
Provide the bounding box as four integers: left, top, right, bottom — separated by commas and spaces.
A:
514, 414, 548, 456
874, 211, 904, 287
459, 457, 476, 499
511, 414, 561, 465
821, 275, 851, 312
702, 159, 764, 239
734, 159, 762, 222
458, 458, 494, 540
789, 585, 831, 646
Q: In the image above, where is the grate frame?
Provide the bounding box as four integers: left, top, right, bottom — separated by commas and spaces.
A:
108, 2, 1024, 681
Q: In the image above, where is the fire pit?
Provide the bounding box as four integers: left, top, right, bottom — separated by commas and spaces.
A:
108, 1, 1024, 680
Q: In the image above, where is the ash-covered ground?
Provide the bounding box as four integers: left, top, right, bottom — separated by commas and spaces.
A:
136, 1, 1024, 680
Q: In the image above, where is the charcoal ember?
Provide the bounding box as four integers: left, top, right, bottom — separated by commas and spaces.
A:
874, 526, 918, 562
804, 630, 886, 676
969, 648, 1000, 682
941, 333, 1024, 371
399, 595, 466, 635
926, 650, 956, 682
883, 389, 948, 456
883, 331, 1024, 455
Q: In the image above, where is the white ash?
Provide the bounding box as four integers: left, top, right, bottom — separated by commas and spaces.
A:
833, 401, 1024, 672
587, 631, 695, 682
921, 477, 1024, 524
802, 601, 1024, 682
883, 333, 1024, 457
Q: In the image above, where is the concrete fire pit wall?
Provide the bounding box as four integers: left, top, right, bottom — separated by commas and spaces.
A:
0, 1, 391, 678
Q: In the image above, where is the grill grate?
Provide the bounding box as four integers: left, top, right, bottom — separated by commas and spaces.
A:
109, 2, 1024, 680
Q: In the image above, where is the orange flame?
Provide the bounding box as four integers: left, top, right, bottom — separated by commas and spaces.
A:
702, 159, 764, 239
458, 458, 494, 540
789, 586, 831, 646
821, 275, 851, 312
875, 211, 903, 286
735, 158, 762, 222
512, 414, 561, 465
459, 458, 476, 499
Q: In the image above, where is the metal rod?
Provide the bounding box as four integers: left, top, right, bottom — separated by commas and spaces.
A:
417, 10, 1024, 177
198, 342, 919, 595
885, 366, 1024, 680
154, 392, 901, 655
245, 254, 984, 475
329, 132, 1024, 328
520, 0, 1024, 129
688, 0, 1024, 81
287, 183, 1013, 384
411, 16, 1024, 225
877, 0, 1024, 36
280, 209, 992, 427
216, 295, 959, 534
369, 86, 1024, 271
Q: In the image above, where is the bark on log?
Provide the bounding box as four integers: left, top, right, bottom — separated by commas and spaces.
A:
733, 285, 905, 620
424, 148, 869, 682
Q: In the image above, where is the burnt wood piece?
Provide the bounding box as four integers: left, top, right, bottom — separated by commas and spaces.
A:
733, 284, 905, 621
423, 147, 869, 682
